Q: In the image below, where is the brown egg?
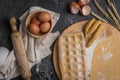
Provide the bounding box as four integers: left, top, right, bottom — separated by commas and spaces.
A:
38, 12, 51, 22
40, 22, 51, 33
30, 15, 41, 25
28, 23, 40, 35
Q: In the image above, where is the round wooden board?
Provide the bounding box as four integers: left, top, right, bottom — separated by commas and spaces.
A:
53, 21, 120, 79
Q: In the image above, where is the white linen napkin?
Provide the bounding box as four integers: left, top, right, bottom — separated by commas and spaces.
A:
0, 6, 60, 80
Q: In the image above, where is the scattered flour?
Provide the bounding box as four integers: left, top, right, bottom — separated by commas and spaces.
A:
54, 0, 59, 4
97, 72, 106, 80
54, 0, 65, 9
86, 37, 101, 78
102, 52, 112, 61
101, 47, 105, 52
86, 35, 113, 79
101, 47, 107, 52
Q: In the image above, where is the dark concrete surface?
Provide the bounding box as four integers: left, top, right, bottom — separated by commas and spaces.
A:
0, 0, 120, 80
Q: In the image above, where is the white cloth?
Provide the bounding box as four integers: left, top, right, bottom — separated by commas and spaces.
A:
0, 6, 60, 80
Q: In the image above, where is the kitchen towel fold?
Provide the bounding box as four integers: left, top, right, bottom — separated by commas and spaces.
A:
0, 6, 60, 80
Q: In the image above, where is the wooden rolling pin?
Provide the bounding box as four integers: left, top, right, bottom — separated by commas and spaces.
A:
9, 16, 31, 80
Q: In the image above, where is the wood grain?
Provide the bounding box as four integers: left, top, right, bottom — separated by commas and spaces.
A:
53, 21, 120, 79
10, 17, 31, 80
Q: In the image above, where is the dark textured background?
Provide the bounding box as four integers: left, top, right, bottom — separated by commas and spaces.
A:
0, 0, 119, 80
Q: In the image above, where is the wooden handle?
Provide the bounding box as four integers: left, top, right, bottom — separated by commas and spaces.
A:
9, 17, 31, 80
9, 16, 17, 32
